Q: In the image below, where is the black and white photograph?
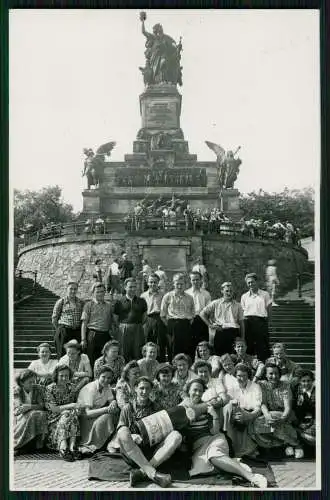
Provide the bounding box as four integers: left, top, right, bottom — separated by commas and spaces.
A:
10, 9, 320, 491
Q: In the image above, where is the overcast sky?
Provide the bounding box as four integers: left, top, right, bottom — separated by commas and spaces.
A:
9, 9, 320, 212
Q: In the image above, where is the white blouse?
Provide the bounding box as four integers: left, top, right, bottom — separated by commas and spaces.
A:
28, 358, 58, 377
227, 380, 262, 410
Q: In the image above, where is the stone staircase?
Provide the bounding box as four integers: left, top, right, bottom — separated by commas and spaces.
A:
14, 284, 59, 368
270, 299, 315, 370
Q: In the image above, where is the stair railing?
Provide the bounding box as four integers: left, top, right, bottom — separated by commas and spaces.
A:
296, 272, 315, 298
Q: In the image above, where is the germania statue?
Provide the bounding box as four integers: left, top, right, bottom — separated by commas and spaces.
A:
139, 11, 183, 86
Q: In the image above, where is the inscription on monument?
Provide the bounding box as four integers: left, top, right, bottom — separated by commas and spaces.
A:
143, 98, 179, 129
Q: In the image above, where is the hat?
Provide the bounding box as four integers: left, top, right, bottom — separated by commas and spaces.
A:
64, 339, 82, 350
155, 363, 175, 380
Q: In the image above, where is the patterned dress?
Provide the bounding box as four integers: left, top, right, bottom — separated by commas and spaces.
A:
151, 381, 182, 410
293, 384, 316, 446
93, 355, 125, 383
249, 380, 299, 448
44, 382, 80, 450
14, 385, 47, 450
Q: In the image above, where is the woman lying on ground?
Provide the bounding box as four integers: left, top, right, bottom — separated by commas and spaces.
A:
137, 342, 160, 380
193, 341, 222, 378
14, 370, 47, 455
44, 364, 87, 462
152, 363, 182, 410
249, 363, 304, 459
93, 340, 125, 384
231, 338, 264, 383
172, 353, 197, 396
266, 343, 302, 387
115, 361, 141, 409
77, 366, 120, 455
28, 343, 58, 386
222, 363, 262, 458
292, 370, 316, 450
58, 339, 92, 393
180, 379, 267, 488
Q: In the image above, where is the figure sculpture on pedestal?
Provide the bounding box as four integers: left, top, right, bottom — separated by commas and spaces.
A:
139, 11, 183, 86
82, 142, 116, 189
205, 141, 242, 189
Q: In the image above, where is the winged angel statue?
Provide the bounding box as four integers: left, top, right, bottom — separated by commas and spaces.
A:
82, 142, 116, 189
205, 141, 242, 189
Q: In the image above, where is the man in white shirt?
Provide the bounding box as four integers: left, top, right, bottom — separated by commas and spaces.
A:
186, 272, 211, 357
141, 274, 168, 362
240, 273, 272, 362
106, 258, 121, 296
200, 282, 244, 356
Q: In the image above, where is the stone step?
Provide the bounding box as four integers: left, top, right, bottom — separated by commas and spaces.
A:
14, 352, 57, 360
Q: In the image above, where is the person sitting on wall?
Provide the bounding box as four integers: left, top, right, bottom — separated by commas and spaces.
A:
116, 376, 182, 488
52, 281, 84, 359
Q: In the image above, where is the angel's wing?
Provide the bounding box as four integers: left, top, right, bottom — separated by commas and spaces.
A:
205, 141, 226, 163
95, 141, 116, 156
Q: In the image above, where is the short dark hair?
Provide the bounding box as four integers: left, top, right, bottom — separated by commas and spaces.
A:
193, 360, 212, 375
121, 360, 140, 382
190, 271, 202, 279
234, 337, 246, 347
91, 282, 105, 293
52, 364, 74, 384
148, 273, 160, 282
97, 365, 115, 380
185, 377, 207, 395
234, 362, 252, 379
299, 369, 315, 381
245, 273, 258, 282
264, 362, 282, 378
16, 369, 37, 387
134, 376, 154, 389
102, 340, 120, 356
124, 278, 136, 287
196, 341, 212, 357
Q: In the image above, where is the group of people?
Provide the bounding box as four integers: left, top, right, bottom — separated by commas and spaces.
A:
13, 267, 315, 488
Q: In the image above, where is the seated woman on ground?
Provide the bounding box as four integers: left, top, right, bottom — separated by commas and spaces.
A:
231, 338, 264, 383
14, 369, 48, 455
44, 364, 88, 462
115, 361, 141, 409
137, 342, 160, 380
28, 343, 58, 386
172, 353, 197, 396
266, 343, 302, 387
179, 379, 267, 488
93, 340, 125, 384
292, 370, 316, 451
116, 376, 182, 488
249, 362, 304, 459
77, 366, 120, 455
58, 339, 92, 393
222, 363, 262, 458
193, 341, 222, 378
152, 363, 182, 410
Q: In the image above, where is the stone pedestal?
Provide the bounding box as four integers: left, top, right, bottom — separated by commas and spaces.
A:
220, 189, 242, 218
139, 84, 182, 130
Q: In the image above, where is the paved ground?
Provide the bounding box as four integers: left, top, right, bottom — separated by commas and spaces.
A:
11, 457, 317, 491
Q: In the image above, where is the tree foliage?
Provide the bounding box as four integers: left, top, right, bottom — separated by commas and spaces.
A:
239, 187, 315, 237
14, 186, 76, 236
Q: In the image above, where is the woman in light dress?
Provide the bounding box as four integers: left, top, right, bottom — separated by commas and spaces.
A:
58, 339, 92, 392
28, 343, 58, 386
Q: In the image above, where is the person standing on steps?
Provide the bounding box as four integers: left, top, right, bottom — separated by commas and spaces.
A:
240, 273, 272, 362
81, 282, 113, 369
105, 258, 122, 298
265, 259, 280, 306
52, 281, 84, 359
118, 252, 135, 293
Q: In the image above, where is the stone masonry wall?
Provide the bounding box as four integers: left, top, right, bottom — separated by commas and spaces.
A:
17, 234, 308, 300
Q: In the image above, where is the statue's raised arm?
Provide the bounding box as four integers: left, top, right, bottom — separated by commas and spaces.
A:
139, 11, 183, 86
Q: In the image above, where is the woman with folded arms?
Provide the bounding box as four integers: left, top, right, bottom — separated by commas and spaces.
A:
14, 370, 47, 455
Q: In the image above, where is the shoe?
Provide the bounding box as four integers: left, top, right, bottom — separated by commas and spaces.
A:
152, 472, 172, 488
250, 473, 268, 488
72, 449, 83, 460
59, 449, 74, 462
129, 469, 148, 487
285, 446, 295, 457
294, 448, 304, 459
272, 302, 279, 307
